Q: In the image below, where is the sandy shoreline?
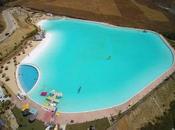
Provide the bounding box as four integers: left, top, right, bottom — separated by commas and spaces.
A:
1, 7, 175, 125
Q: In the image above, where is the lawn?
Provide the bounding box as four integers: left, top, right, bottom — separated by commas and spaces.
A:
12, 107, 45, 130
140, 97, 175, 130
66, 118, 110, 130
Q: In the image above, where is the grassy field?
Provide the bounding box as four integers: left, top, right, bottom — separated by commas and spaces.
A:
8, 0, 175, 33
140, 100, 175, 130
66, 118, 110, 130
0, 10, 5, 33
12, 107, 45, 130
131, 0, 168, 22
0, 9, 36, 62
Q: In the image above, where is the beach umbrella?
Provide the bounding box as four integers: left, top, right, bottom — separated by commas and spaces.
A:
22, 103, 29, 111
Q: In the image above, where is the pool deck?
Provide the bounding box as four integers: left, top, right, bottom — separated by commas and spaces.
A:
1, 7, 175, 125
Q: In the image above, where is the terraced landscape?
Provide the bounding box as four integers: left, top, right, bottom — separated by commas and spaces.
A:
8, 0, 175, 33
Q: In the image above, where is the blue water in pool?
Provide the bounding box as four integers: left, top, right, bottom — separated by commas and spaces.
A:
18, 19, 174, 112
18, 65, 39, 93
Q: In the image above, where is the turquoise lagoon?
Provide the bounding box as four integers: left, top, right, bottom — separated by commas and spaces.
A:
17, 19, 174, 112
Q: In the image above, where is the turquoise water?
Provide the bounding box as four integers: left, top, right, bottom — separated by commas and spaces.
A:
18, 65, 39, 93
18, 19, 174, 112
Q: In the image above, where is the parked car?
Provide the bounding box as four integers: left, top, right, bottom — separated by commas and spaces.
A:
22, 109, 30, 117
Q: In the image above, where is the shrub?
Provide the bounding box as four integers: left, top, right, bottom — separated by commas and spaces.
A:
14, 45, 17, 50
7, 61, 10, 64
5, 77, 10, 81
4, 66, 8, 70
163, 32, 175, 40
2, 73, 6, 78
4, 100, 11, 106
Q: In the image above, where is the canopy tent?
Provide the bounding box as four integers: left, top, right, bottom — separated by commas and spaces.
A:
22, 103, 29, 111
29, 107, 38, 115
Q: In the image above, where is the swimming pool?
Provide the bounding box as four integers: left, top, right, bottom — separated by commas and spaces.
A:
18, 64, 39, 93
17, 18, 174, 112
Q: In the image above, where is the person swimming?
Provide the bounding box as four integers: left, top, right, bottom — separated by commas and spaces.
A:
77, 86, 82, 94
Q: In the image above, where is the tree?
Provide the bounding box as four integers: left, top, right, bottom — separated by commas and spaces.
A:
5, 76, 10, 81
0, 0, 6, 6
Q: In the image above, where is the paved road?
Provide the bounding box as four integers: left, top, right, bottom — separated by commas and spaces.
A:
0, 9, 18, 43
158, 5, 175, 15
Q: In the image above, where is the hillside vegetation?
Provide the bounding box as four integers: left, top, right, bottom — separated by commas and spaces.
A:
6, 0, 175, 33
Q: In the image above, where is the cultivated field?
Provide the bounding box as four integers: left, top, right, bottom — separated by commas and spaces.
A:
8, 0, 175, 33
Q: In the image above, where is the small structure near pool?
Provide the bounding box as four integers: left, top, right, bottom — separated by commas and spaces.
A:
28, 107, 38, 122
